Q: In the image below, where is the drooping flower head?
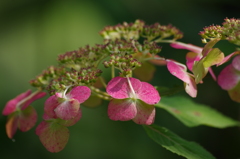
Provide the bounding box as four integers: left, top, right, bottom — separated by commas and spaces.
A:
106, 76, 160, 125
170, 41, 219, 82
2, 90, 46, 139
36, 86, 91, 152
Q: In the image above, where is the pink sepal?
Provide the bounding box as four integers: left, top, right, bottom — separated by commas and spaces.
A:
2, 90, 31, 115
6, 115, 18, 139
58, 110, 82, 127
167, 60, 190, 83
137, 82, 160, 105
132, 101, 155, 125
218, 64, 239, 90
170, 42, 202, 53
106, 77, 141, 99
54, 99, 80, 120
68, 86, 91, 103
184, 76, 197, 98
108, 99, 137, 121
21, 92, 46, 110
186, 52, 201, 71
44, 95, 60, 119
18, 106, 37, 132
36, 121, 69, 153
217, 52, 240, 66
232, 55, 240, 71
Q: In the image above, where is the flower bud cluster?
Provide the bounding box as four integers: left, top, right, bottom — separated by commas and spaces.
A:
104, 39, 138, 54
30, 66, 65, 89
103, 53, 141, 72
44, 67, 102, 95
100, 19, 183, 42
99, 19, 145, 40
141, 41, 162, 55
58, 44, 107, 69
222, 18, 240, 45
199, 18, 240, 45
142, 23, 183, 41
199, 25, 223, 40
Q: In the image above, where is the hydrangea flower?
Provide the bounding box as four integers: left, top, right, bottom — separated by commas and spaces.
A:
166, 60, 197, 97
36, 85, 90, 152
170, 41, 222, 83
2, 90, 46, 139
106, 76, 160, 125
44, 86, 91, 120
218, 55, 240, 102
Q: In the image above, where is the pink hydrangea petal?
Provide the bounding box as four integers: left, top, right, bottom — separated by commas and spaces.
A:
232, 55, 240, 71
186, 52, 201, 71
43, 113, 52, 120
108, 99, 137, 121
167, 60, 190, 83
106, 77, 142, 99
228, 82, 240, 103
68, 86, 91, 103
58, 110, 82, 127
18, 106, 37, 132
36, 121, 69, 153
137, 82, 160, 105
36, 120, 48, 136
217, 51, 240, 66
132, 101, 155, 125
54, 99, 80, 120
170, 42, 202, 53
44, 95, 60, 119
6, 115, 18, 139
218, 64, 240, 90
184, 76, 197, 98
21, 92, 46, 110
2, 90, 31, 116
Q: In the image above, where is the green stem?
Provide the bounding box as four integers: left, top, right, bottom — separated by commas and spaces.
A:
99, 76, 107, 88
94, 54, 108, 68
89, 86, 111, 100
154, 39, 176, 43
111, 65, 115, 79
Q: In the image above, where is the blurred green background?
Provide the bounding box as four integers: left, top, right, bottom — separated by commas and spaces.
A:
1, 0, 240, 158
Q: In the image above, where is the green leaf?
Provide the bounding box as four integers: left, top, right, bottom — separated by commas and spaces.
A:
156, 96, 239, 128
143, 124, 216, 159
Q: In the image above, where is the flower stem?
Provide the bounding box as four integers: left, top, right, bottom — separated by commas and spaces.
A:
111, 65, 115, 79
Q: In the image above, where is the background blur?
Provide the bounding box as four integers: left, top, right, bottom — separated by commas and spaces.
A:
1, 0, 240, 158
